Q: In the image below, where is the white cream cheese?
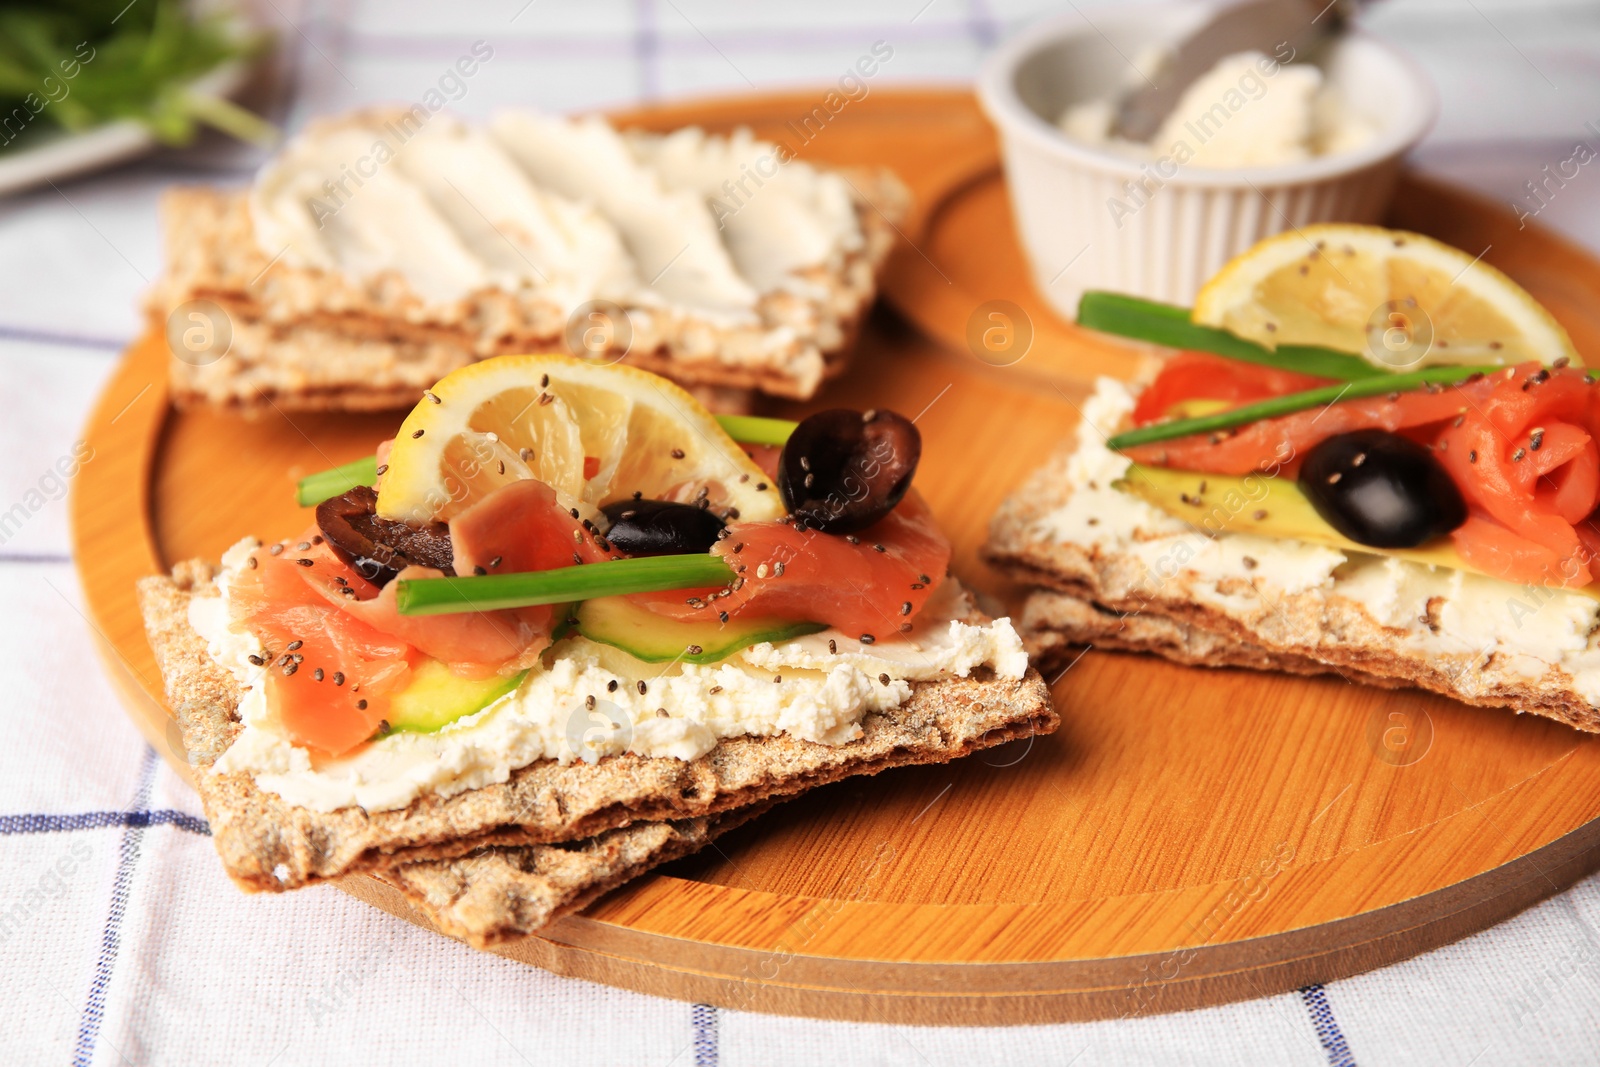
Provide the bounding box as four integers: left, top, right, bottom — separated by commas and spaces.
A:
1037, 377, 1600, 701
1058, 51, 1375, 168
190, 546, 1025, 813
252, 125, 494, 304
249, 110, 863, 317
630, 126, 861, 295
388, 119, 641, 309
489, 112, 759, 316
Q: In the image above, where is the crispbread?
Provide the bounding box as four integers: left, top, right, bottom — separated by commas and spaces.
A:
1014, 587, 1415, 689
138, 563, 1055, 892
377, 803, 774, 947
156, 313, 762, 416
151, 160, 906, 414
983, 425, 1600, 734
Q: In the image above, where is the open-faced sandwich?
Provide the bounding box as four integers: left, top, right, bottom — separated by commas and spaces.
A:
150, 108, 907, 415
987, 223, 1600, 732
140, 355, 1051, 945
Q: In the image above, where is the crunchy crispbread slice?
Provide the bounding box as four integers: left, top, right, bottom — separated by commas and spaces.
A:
138, 562, 1054, 892
377, 803, 774, 947
983, 434, 1600, 733
155, 313, 764, 416
1014, 587, 1415, 689
150, 163, 906, 414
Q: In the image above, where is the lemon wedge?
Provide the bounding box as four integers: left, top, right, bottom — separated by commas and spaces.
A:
375, 354, 784, 525
1192, 224, 1579, 371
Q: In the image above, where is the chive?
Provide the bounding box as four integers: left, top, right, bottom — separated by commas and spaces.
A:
1077, 292, 1386, 381
396, 554, 735, 616
294, 415, 797, 506
296, 457, 379, 507
714, 414, 797, 446
1106, 365, 1506, 451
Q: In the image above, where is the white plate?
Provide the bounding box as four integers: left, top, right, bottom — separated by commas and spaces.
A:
0, 61, 253, 198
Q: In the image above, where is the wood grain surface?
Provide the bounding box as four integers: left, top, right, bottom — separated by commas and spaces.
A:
69, 88, 1600, 1025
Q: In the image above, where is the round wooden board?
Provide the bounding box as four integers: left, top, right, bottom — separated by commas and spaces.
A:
71, 88, 1600, 1025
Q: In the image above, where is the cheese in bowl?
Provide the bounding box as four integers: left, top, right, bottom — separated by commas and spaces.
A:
976, 8, 1436, 309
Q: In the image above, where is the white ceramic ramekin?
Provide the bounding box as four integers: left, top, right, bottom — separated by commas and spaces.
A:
977, 6, 1438, 316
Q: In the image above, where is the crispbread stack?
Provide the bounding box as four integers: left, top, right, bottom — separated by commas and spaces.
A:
982, 400, 1600, 735
148, 133, 908, 416
138, 561, 1054, 944
375, 805, 775, 948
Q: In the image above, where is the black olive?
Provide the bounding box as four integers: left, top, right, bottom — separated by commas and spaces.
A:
1299, 430, 1466, 548
600, 499, 725, 556
778, 409, 921, 533
316, 485, 456, 585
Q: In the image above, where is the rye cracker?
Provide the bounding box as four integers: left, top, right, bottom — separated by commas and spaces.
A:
984, 417, 1600, 734
139, 562, 1056, 892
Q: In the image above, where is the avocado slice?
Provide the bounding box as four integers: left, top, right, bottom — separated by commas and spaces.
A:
387, 659, 527, 734
1115, 463, 1478, 572
1115, 463, 1600, 600
575, 595, 826, 664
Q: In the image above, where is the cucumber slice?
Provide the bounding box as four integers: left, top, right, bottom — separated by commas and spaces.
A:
387, 659, 527, 734
575, 595, 826, 664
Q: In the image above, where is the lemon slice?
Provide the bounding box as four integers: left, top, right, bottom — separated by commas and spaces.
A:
376, 354, 784, 525
1192, 224, 1579, 370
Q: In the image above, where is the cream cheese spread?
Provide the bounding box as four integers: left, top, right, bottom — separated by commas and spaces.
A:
249, 110, 863, 316
252, 124, 495, 304
489, 112, 758, 316
191, 541, 1026, 813
1058, 51, 1375, 168
629, 125, 861, 295
387, 119, 641, 309
1036, 377, 1600, 701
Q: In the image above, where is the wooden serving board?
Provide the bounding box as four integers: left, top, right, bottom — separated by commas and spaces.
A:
72, 89, 1600, 1025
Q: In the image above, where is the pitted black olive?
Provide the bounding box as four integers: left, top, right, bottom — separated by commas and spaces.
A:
316, 485, 456, 585
778, 408, 921, 533
1299, 429, 1466, 548
600, 499, 726, 556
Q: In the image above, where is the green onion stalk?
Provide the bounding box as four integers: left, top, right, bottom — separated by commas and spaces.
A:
1076, 292, 1386, 381
713, 414, 797, 446
395, 555, 735, 616
1105, 365, 1505, 451
1073, 290, 1533, 451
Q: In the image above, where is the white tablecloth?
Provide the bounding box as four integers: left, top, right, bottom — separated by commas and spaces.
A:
6, 1, 1600, 1063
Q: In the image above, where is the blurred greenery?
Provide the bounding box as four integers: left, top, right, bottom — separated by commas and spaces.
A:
0, 0, 273, 152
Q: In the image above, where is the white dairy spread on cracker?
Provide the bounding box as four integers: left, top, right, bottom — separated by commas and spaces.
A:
249, 110, 861, 316
1058, 51, 1374, 168
628, 125, 862, 295
190, 541, 1026, 813
1036, 377, 1600, 703
489, 112, 757, 315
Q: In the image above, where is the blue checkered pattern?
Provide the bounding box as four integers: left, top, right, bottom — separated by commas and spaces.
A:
1299, 986, 1357, 1067
693, 1001, 721, 1065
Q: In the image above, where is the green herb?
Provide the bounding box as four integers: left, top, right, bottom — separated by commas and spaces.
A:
1106, 365, 1505, 451
396, 554, 735, 616
1077, 291, 1386, 381
294, 414, 798, 506
0, 0, 272, 154
712, 414, 796, 446
296, 457, 379, 507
